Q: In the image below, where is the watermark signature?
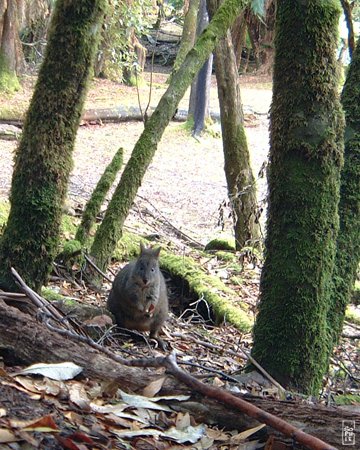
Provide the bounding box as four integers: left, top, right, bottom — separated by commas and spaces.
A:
342, 420, 356, 446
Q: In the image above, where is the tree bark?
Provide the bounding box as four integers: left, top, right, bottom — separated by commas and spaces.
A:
89, 0, 250, 274
169, 0, 200, 81
0, 0, 24, 92
209, 0, 260, 250
231, 10, 247, 71
75, 147, 123, 246
188, 0, 213, 136
328, 36, 360, 344
340, 0, 355, 59
0, 299, 356, 450
251, 0, 344, 394
0, 0, 106, 292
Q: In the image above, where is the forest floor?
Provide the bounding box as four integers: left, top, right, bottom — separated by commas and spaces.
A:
0, 69, 359, 449
0, 69, 272, 244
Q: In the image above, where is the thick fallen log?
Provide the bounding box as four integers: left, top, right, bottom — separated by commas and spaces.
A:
0, 299, 357, 449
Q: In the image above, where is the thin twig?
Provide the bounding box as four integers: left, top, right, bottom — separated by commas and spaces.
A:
83, 253, 112, 283
173, 330, 286, 394
11, 267, 68, 325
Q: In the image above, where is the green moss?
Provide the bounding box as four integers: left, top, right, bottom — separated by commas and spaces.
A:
0, 54, 20, 94
61, 214, 78, 238
205, 237, 236, 251
75, 147, 123, 245
230, 276, 244, 286
251, 0, 344, 395
0, 201, 10, 228
0, 104, 27, 121
113, 232, 143, 261
215, 251, 237, 262
41, 286, 67, 302
160, 252, 252, 331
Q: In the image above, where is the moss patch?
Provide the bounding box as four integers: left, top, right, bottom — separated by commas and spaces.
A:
0, 54, 20, 94
205, 237, 236, 251
0, 201, 10, 228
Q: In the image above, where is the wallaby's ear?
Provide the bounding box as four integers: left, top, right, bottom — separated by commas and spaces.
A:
140, 242, 146, 254
153, 247, 161, 258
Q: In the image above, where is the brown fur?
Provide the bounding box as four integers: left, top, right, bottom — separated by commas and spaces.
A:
107, 243, 168, 348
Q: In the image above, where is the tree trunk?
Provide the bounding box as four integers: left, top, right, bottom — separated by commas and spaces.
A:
231, 10, 247, 71
328, 36, 360, 344
208, 0, 260, 250
169, 0, 200, 81
188, 0, 212, 136
251, 0, 344, 395
0, 0, 24, 92
340, 0, 355, 59
89, 0, 250, 275
0, 0, 106, 292
0, 299, 357, 450
75, 148, 124, 246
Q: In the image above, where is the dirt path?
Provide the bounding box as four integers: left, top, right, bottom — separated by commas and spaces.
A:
0, 74, 272, 244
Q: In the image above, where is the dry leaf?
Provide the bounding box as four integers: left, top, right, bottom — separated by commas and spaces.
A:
16, 362, 83, 381
142, 377, 166, 398
0, 428, 19, 443
68, 382, 91, 411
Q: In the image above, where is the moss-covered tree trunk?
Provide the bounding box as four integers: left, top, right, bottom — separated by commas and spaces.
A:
168, 0, 200, 82
251, 0, 344, 395
75, 147, 124, 246
0, 0, 106, 292
89, 0, 250, 275
328, 36, 360, 345
208, 0, 260, 250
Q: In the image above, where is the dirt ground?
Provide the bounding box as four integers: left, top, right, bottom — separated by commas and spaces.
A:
0, 70, 272, 244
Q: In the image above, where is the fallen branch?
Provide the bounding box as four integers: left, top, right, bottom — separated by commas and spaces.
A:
0, 297, 356, 449
163, 353, 337, 450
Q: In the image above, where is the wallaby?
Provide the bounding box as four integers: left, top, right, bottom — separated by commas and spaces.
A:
107, 243, 168, 349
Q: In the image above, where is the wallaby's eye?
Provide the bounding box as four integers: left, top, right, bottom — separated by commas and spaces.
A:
151, 267, 155, 272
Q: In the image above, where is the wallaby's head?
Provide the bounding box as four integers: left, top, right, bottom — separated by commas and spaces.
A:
134, 242, 161, 286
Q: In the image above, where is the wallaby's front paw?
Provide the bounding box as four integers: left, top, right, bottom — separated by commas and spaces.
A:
150, 336, 168, 351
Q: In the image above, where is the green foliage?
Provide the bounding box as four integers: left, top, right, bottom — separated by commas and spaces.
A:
167, 0, 184, 13
98, 0, 153, 81
250, 0, 265, 17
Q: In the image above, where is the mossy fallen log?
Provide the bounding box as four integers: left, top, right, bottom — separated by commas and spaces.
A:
114, 233, 253, 332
